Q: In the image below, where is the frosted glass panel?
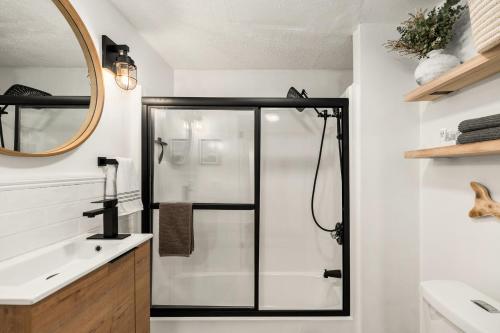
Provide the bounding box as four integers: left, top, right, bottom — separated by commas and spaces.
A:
259, 108, 342, 310
154, 108, 254, 203
152, 210, 254, 307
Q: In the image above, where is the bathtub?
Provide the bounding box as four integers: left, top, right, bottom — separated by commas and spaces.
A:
152, 271, 342, 310
259, 271, 342, 310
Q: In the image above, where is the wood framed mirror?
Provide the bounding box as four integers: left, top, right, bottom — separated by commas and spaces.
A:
0, 0, 104, 156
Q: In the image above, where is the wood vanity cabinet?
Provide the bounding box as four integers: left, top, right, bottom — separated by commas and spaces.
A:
0, 241, 151, 333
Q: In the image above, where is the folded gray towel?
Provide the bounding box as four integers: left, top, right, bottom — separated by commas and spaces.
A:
159, 202, 194, 257
456, 126, 500, 145
458, 114, 500, 133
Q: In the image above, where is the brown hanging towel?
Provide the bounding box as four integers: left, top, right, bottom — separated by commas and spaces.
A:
158, 202, 194, 257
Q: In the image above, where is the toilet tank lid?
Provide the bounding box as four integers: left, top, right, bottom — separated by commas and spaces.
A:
421, 280, 500, 333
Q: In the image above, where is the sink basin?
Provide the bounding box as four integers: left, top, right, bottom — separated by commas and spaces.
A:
0, 239, 121, 286
0, 233, 152, 305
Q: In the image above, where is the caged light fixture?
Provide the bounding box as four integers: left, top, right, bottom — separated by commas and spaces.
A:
102, 35, 137, 90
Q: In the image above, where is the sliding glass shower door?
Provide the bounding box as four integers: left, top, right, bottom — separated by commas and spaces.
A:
259, 108, 343, 310
151, 108, 257, 308
142, 97, 350, 317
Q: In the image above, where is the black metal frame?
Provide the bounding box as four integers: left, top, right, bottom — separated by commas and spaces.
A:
141, 97, 350, 318
151, 203, 255, 210
0, 96, 90, 151
0, 96, 90, 106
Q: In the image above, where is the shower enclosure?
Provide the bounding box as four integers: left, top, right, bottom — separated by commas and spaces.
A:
141, 97, 350, 317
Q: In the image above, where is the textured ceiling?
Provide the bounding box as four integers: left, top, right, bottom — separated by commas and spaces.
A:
0, 0, 86, 67
110, 0, 438, 70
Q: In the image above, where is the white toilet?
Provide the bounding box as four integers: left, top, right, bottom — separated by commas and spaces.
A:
421, 280, 500, 333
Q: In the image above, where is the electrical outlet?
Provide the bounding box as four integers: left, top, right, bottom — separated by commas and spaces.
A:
440, 128, 460, 144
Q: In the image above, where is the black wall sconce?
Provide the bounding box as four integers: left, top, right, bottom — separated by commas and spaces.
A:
102, 35, 137, 90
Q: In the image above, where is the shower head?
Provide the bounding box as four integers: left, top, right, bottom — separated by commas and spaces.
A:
287, 86, 303, 99
286, 87, 305, 112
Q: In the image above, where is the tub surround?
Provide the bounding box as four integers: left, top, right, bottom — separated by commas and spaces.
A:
0, 233, 151, 305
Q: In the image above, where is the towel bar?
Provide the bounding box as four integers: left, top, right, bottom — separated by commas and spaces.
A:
151, 203, 255, 210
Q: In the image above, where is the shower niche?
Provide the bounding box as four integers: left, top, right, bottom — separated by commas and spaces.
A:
142, 97, 350, 317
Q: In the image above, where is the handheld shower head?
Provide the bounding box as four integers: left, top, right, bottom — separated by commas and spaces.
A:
285, 86, 344, 242
286, 87, 305, 112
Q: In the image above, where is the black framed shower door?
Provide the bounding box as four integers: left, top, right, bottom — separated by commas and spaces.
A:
141, 97, 350, 317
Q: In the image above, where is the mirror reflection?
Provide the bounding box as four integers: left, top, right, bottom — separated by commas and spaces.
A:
0, 0, 91, 153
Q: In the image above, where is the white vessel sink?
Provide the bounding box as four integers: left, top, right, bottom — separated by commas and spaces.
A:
0, 233, 152, 305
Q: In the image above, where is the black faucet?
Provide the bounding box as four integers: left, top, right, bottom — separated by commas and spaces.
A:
323, 269, 342, 279
83, 199, 130, 240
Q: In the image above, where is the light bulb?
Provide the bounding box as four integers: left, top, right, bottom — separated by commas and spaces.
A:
113, 61, 137, 90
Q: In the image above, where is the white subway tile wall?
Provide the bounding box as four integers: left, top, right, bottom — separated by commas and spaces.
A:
0, 176, 105, 262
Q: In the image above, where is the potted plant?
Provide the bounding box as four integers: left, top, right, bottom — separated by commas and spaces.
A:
385, 0, 467, 85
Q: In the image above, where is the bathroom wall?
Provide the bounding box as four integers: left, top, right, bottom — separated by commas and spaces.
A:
0, 0, 174, 258
419, 18, 500, 306
353, 24, 420, 333
174, 70, 353, 97
0, 176, 104, 261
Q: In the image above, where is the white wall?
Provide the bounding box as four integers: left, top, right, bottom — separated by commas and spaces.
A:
419, 22, 500, 307
174, 70, 353, 97
0, 0, 173, 257
0, 177, 104, 261
73, 0, 174, 97
353, 24, 420, 333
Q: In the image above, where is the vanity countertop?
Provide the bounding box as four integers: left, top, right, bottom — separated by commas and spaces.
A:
0, 233, 152, 305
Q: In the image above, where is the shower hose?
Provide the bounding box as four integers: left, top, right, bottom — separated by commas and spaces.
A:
310, 110, 343, 238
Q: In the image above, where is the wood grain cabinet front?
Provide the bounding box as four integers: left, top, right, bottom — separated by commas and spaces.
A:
0, 240, 151, 333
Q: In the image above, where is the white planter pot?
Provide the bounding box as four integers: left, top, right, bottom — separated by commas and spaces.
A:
414, 50, 461, 85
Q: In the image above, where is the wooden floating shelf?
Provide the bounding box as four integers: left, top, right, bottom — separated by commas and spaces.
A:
405, 139, 500, 159
405, 45, 500, 102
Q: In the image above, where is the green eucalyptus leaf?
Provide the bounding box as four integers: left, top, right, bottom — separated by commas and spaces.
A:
384, 0, 467, 59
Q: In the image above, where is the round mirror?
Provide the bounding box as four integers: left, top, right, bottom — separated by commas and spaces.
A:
0, 0, 104, 156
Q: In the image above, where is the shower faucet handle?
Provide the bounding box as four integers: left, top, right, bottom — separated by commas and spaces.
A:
323, 269, 342, 279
